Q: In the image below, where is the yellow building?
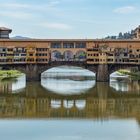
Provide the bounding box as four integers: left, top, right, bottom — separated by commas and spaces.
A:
0, 27, 140, 65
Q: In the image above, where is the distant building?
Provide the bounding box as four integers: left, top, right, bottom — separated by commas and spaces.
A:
133, 25, 140, 39
0, 27, 12, 39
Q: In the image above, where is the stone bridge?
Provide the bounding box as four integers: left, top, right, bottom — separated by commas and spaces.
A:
1, 62, 140, 82
0, 38, 140, 82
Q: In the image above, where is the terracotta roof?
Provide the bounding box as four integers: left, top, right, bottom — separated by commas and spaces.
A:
0, 27, 12, 33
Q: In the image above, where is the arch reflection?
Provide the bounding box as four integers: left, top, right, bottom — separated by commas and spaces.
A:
0, 81, 139, 122
0, 75, 26, 94
41, 78, 95, 94
110, 80, 140, 93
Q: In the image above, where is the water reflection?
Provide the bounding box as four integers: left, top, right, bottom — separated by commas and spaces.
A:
41, 78, 95, 94
0, 79, 140, 120
0, 74, 140, 140
110, 80, 140, 92
110, 81, 129, 91
42, 66, 95, 77
12, 75, 26, 92
0, 75, 26, 93
0, 68, 140, 119
0, 67, 140, 140
0, 119, 139, 140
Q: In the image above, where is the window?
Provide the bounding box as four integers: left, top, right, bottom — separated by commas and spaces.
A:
36, 48, 48, 51
7, 48, 13, 51
63, 42, 74, 48
21, 54, 26, 56
75, 42, 86, 48
107, 59, 113, 62
27, 58, 34, 61
51, 42, 61, 48
124, 53, 128, 57
29, 54, 33, 56
92, 48, 98, 51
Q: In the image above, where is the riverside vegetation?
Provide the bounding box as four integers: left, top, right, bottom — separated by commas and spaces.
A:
0, 70, 23, 80
118, 69, 140, 80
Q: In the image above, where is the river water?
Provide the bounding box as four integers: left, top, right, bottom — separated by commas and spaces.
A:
0, 66, 140, 140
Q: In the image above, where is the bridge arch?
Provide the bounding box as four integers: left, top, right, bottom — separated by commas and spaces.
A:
109, 64, 139, 75
41, 65, 96, 94
0, 62, 101, 82
75, 50, 86, 61
109, 64, 140, 82
63, 50, 74, 61
51, 50, 62, 61
40, 65, 97, 77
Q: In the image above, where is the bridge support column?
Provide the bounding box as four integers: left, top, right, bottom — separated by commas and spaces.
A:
96, 64, 109, 82
25, 64, 41, 82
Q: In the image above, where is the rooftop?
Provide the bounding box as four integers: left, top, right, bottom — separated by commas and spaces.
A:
0, 27, 12, 33
0, 38, 140, 42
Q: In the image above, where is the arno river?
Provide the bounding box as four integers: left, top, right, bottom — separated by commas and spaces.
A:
0, 66, 140, 140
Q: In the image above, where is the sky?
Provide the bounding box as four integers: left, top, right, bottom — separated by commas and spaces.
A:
0, 0, 140, 39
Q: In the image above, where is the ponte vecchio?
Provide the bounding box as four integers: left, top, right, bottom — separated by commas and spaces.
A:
0, 27, 140, 82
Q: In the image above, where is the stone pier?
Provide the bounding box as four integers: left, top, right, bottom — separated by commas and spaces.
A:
1, 63, 139, 83
96, 64, 109, 82
25, 64, 41, 81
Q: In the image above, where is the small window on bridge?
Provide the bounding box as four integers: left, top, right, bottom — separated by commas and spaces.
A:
36, 48, 48, 51
7, 48, 13, 51
29, 54, 33, 56
51, 42, 61, 48
21, 54, 26, 56
27, 58, 34, 62
0, 48, 6, 52
107, 59, 113, 62
63, 42, 74, 48
75, 42, 86, 48
124, 53, 128, 56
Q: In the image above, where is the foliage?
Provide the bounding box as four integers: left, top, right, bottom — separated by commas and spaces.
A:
0, 70, 23, 80
105, 30, 134, 40
118, 69, 140, 80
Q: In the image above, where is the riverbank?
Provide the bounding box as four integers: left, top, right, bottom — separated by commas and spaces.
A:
118, 69, 140, 80
0, 70, 23, 80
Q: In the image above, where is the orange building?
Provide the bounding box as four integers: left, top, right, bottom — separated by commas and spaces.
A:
0, 27, 140, 66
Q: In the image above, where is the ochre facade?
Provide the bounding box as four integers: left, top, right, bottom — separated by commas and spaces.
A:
0, 39, 140, 65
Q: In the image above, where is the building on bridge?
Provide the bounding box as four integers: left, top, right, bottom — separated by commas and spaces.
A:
0, 27, 140, 82
133, 25, 140, 39
0, 27, 12, 39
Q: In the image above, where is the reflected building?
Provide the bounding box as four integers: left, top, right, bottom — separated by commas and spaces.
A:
110, 80, 140, 94
128, 81, 140, 92
0, 95, 140, 120
0, 82, 140, 121
0, 81, 12, 93
0, 83, 140, 119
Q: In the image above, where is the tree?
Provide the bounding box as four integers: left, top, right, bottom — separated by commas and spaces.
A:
118, 32, 123, 39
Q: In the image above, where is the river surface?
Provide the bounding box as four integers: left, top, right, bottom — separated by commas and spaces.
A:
0, 66, 140, 140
